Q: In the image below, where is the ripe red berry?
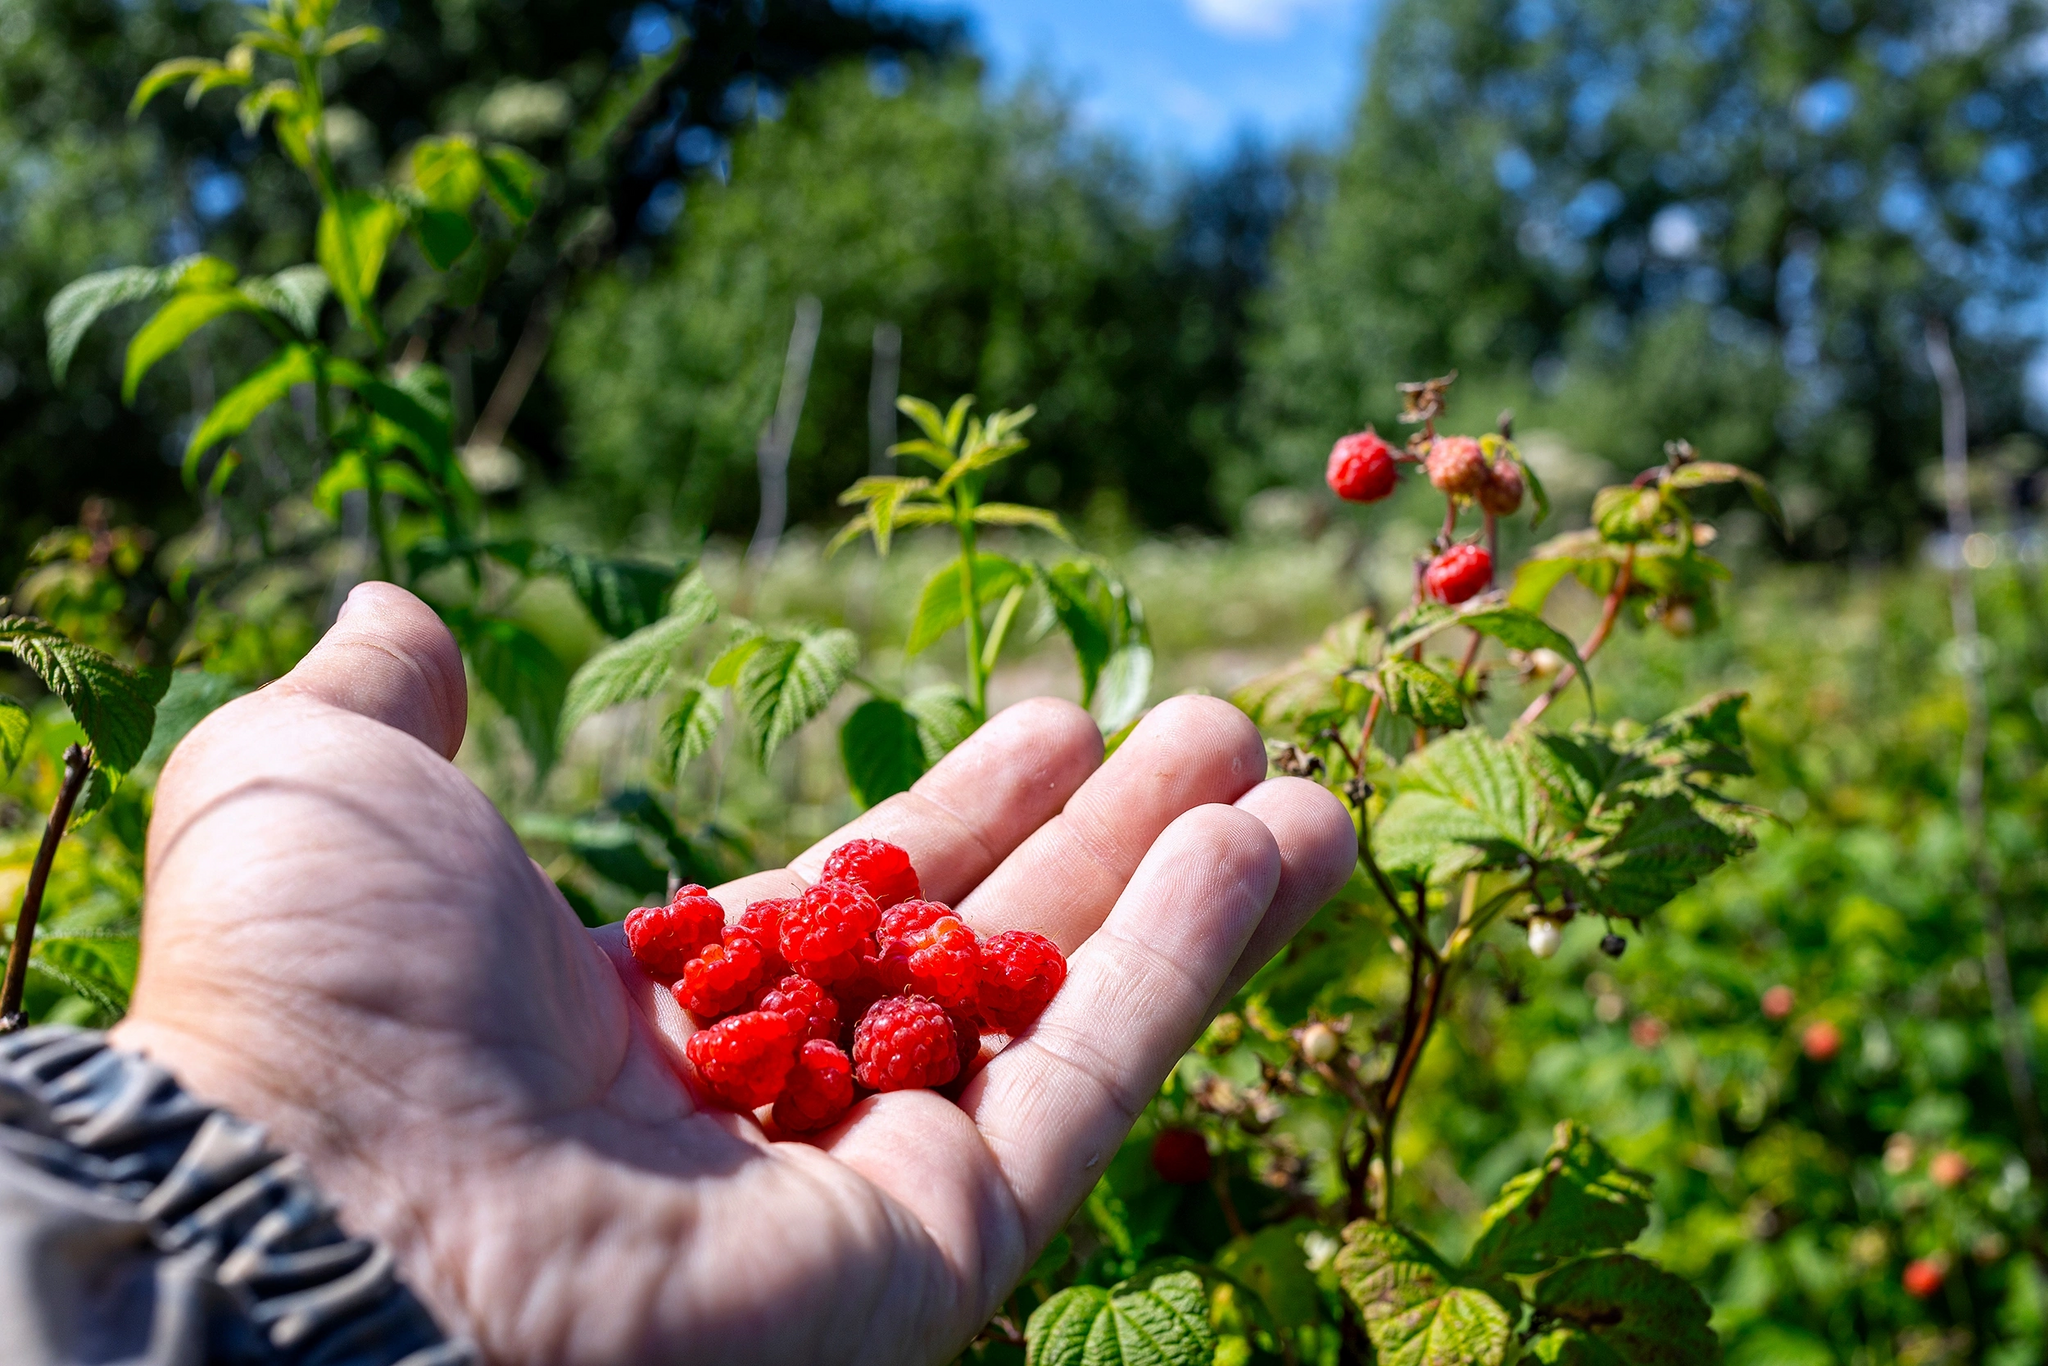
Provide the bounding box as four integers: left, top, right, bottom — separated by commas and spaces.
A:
1326, 430, 1399, 504
881, 913, 981, 1012
1477, 459, 1525, 516
1929, 1150, 1970, 1189
1423, 543, 1493, 604
1902, 1257, 1946, 1299
1802, 1019, 1842, 1062
877, 899, 951, 952
820, 839, 922, 909
1150, 1128, 1212, 1185
685, 1010, 799, 1111
755, 974, 841, 1043
1760, 984, 1795, 1020
1425, 435, 1488, 497
774, 1039, 855, 1133
975, 930, 1067, 1033
779, 879, 882, 966
675, 931, 771, 1018
625, 885, 726, 979
853, 995, 961, 1091
949, 1011, 986, 1082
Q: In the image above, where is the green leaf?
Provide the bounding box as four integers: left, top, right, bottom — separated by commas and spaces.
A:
660, 681, 724, 780
1469, 1122, 1654, 1275
735, 629, 859, 765
1233, 609, 1377, 733
46, 260, 212, 384
1527, 1255, 1719, 1366
1509, 556, 1581, 616
1589, 792, 1748, 919
973, 502, 1071, 538
1037, 559, 1147, 706
1456, 604, 1592, 709
481, 146, 543, 222
184, 345, 317, 483
446, 611, 568, 767
320, 24, 384, 56
1664, 461, 1785, 533
317, 191, 406, 327
1592, 485, 1669, 544
0, 697, 28, 777
895, 394, 953, 446
906, 554, 1027, 656
414, 210, 477, 270
1379, 657, 1465, 730
1093, 644, 1153, 734
29, 936, 139, 1021
413, 136, 486, 213
1214, 1221, 1327, 1338
707, 630, 769, 687
548, 551, 685, 638
1025, 1269, 1215, 1366
836, 475, 934, 555
884, 437, 957, 471
137, 669, 246, 770
559, 571, 720, 736
0, 618, 159, 773
905, 684, 978, 762
238, 264, 331, 336
840, 697, 928, 808
1372, 729, 1548, 884
129, 57, 221, 117
1335, 1222, 1514, 1366
124, 290, 258, 403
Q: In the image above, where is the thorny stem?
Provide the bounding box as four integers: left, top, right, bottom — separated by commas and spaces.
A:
1517, 543, 1634, 728
1925, 319, 2048, 1180
0, 745, 92, 1033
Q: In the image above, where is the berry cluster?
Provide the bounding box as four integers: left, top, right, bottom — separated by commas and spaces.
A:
623, 839, 1068, 1134
1324, 427, 1527, 604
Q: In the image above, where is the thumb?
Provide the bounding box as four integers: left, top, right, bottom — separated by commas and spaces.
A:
270, 582, 468, 759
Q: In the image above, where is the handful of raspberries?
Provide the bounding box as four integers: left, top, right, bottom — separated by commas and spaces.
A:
623, 839, 1068, 1134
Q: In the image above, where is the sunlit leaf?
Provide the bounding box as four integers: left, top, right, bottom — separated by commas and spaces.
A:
1527, 1254, 1719, 1366
185, 346, 317, 485
1025, 1268, 1215, 1366
481, 146, 543, 222
123, 290, 257, 403
0, 697, 29, 777
1378, 657, 1465, 730
1092, 643, 1152, 734
840, 697, 927, 808
317, 191, 405, 327
559, 571, 720, 736
1470, 1122, 1654, 1275
413, 135, 486, 213
973, 502, 1071, 538
46, 259, 219, 383
906, 553, 1026, 656
0, 617, 160, 773
660, 680, 724, 779
238, 264, 331, 336
1665, 460, 1785, 533
905, 684, 978, 762
734, 629, 859, 764
1335, 1222, 1514, 1366
129, 57, 220, 118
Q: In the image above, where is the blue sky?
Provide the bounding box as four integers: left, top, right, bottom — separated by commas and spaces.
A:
897, 0, 1378, 164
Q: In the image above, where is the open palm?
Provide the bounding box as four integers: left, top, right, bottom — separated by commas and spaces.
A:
112, 584, 1354, 1366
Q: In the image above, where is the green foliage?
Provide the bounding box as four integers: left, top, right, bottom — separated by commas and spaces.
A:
0, 616, 160, 774
1026, 1270, 1215, 1366
733, 629, 860, 765
1336, 1222, 1514, 1365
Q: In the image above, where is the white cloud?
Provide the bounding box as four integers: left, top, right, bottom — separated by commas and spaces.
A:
1185, 0, 1349, 40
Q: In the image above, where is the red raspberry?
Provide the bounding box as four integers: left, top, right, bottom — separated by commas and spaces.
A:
975, 930, 1067, 1032
876, 899, 952, 953
828, 955, 890, 1044
674, 931, 771, 1018
1425, 435, 1488, 497
1902, 1257, 1946, 1299
853, 995, 961, 1091
624, 885, 725, 979
880, 912, 981, 1012
773, 1039, 855, 1133
1423, 543, 1492, 604
1151, 1128, 1212, 1184
755, 974, 841, 1043
949, 1011, 985, 1082
1477, 458, 1525, 516
685, 1010, 798, 1111
779, 879, 882, 966
820, 839, 922, 909
1325, 430, 1399, 503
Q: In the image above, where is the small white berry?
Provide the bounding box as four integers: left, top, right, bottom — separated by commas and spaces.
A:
1527, 917, 1563, 959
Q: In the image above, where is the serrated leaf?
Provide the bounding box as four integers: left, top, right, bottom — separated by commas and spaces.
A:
1373, 729, 1548, 884
1529, 1254, 1719, 1366
1335, 1222, 1513, 1366
238, 264, 330, 336
1379, 657, 1465, 730
317, 191, 405, 327
905, 685, 978, 762
1233, 609, 1377, 732
1590, 792, 1748, 919
1664, 461, 1785, 533
46, 261, 201, 383
123, 290, 258, 403
660, 681, 723, 779
735, 629, 859, 764
0, 697, 29, 777
445, 611, 568, 767
907, 554, 1026, 656
837, 475, 935, 555
895, 394, 951, 446
840, 697, 927, 808
1214, 1221, 1326, 1336
559, 572, 719, 736
1470, 1122, 1654, 1275
1025, 1269, 1215, 1366
185, 345, 317, 482
0, 618, 158, 772
28, 936, 138, 1022
973, 502, 1071, 538
707, 630, 769, 688
549, 551, 683, 638
1036, 559, 1147, 707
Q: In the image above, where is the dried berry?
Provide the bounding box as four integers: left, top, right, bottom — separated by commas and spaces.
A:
1425, 435, 1487, 497
1477, 458, 1525, 515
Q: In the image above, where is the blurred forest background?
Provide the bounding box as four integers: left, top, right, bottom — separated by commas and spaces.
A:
4, 2, 2048, 1364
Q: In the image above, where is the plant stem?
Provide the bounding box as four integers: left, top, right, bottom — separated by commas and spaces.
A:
0, 745, 92, 1033
956, 503, 988, 719
1517, 544, 1634, 728
1925, 319, 2048, 1181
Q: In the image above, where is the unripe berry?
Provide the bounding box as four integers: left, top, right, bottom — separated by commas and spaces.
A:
1477, 458, 1525, 516
1929, 1150, 1970, 1189
1326, 430, 1400, 503
1150, 1128, 1212, 1185
1300, 1022, 1341, 1063
1526, 916, 1562, 959
1425, 436, 1488, 497
1902, 1257, 1947, 1299
1424, 543, 1493, 604
1760, 984, 1794, 1020
1802, 1019, 1842, 1062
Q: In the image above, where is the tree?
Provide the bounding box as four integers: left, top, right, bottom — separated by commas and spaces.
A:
1249, 0, 2048, 554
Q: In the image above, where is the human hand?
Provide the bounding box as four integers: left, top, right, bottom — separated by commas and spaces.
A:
113, 583, 1354, 1365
